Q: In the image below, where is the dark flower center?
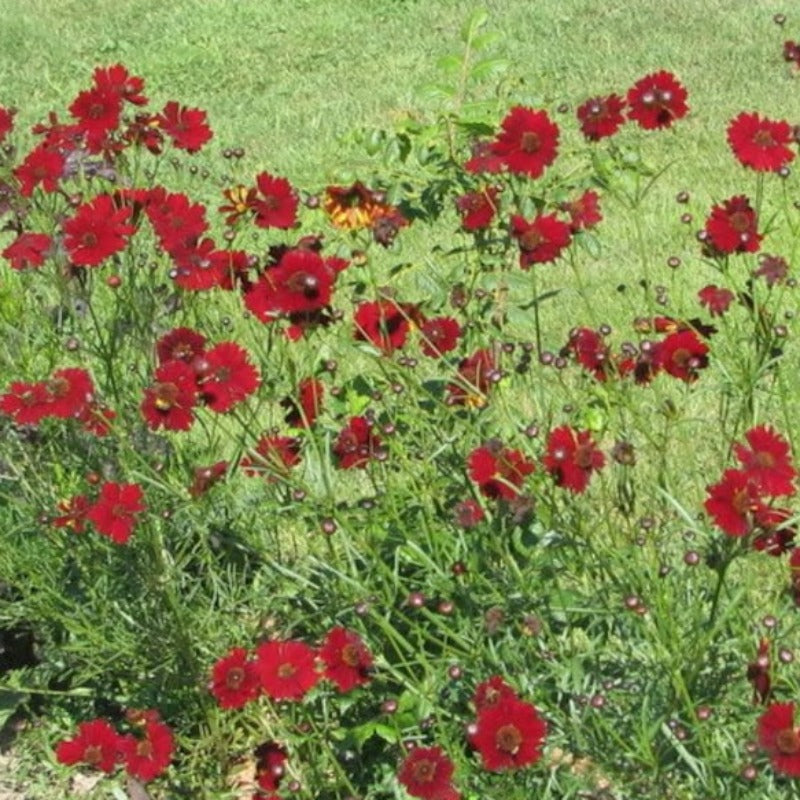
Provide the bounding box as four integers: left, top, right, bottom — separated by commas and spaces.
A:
574, 442, 595, 470
154, 381, 179, 410
520, 131, 540, 153
136, 738, 154, 758
81, 232, 98, 247
754, 451, 776, 468
226, 666, 245, 689
287, 271, 319, 297
729, 211, 751, 233
518, 229, 543, 251
777, 727, 800, 754
754, 129, 776, 147
278, 662, 296, 679
671, 347, 691, 368
85, 744, 103, 766
495, 723, 522, 754
341, 644, 361, 667
47, 377, 70, 398
411, 758, 436, 783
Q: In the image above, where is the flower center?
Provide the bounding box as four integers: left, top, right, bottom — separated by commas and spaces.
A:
754, 451, 776, 468
520, 131, 540, 153
278, 662, 296, 679
729, 211, 751, 233
574, 442, 595, 469
496, 723, 522, 755
226, 666, 245, 689
341, 644, 361, 667
136, 738, 154, 758
519, 229, 543, 251
411, 758, 436, 783
154, 381, 179, 410
84, 745, 103, 766
753, 129, 776, 147
777, 727, 800, 754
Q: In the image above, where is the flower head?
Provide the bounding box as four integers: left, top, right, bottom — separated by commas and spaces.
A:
727, 112, 795, 172
156, 100, 212, 152
210, 647, 261, 709
469, 697, 546, 771
55, 719, 120, 773
626, 71, 688, 130
87, 482, 146, 544
63, 193, 136, 267
319, 627, 374, 692
468, 442, 535, 500
397, 746, 460, 800
734, 425, 797, 497
491, 106, 559, 178
758, 702, 800, 777
255, 640, 320, 701
542, 426, 605, 493
576, 94, 626, 140
510, 213, 571, 268
703, 195, 762, 255
119, 717, 173, 782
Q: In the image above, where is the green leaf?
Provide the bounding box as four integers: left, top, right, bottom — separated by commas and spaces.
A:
470, 57, 509, 82
460, 9, 488, 43
415, 83, 456, 103
0, 687, 26, 729
576, 231, 602, 259
471, 31, 502, 51
436, 53, 463, 76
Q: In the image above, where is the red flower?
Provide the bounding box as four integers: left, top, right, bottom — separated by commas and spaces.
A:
397, 746, 460, 800
542, 426, 605, 493
323, 182, 383, 231
140, 360, 197, 431
626, 71, 688, 130
93, 64, 147, 106
704, 469, 765, 536
468, 442, 535, 500
45, 367, 94, 419
576, 94, 626, 141
727, 112, 795, 173
420, 317, 461, 358
119, 717, 173, 782
446, 348, 497, 408
14, 145, 65, 196
255, 741, 288, 792
52, 495, 91, 534
189, 461, 228, 498
333, 416, 383, 470
210, 647, 262, 709
169, 238, 247, 291
784, 40, 800, 69
754, 254, 789, 287
758, 702, 800, 777
245, 249, 335, 320
0, 106, 15, 144
253, 172, 299, 229
566, 327, 611, 381
55, 719, 120, 773
240, 435, 302, 481
753, 506, 795, 555
69, 86, 121, 151
196, 341, 260, 413
2, 232, 52, 270
255, 640, 320, 701
319, 627, 374, 692
452, 498, 485, 528
560, 190, 602, 232
473, 675, 519, 711
63, 194, 136, 267
157, 100, 212, 152
469, 697, 547, 771
734, 425, 797, 497
747, 638, 772, 705
0, 380, 51, 425
87, 482, 146, 544
703, 195, 761, 255
282, 376, 324, 428
510, 213, 571, 268
354, 299, 419, 353
464, 139, 504, 174
491, 106, 559, 178
456, 187, 499, 231
156, 327, 207, 365
698, 285, 735, 317
146, 189, 208, 253
657, 329, 709, 382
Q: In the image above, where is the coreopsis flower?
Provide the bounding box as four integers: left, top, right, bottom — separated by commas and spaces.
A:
566, 327, 612, 381
576, 94, 626, 140
156, 326, 207, 365
210, 647, 261, 709
195, 341, 260, 413
510, 213, 571, 267
452, 498, 485, 528
734, 425, 797, 496
561, 190, 602, 232
63, 193, 136, 267
119, 717, 173, 782
703, 195, 761, 255
468, 441, 535, 500
657, 329, 709, 382
219, 184, 258, 226
282, 376, 324, 428
456, 187, 499, 231
255, 640, 320, 701
240, 435, 302, 481
323, 182, 382, 231
14, 144, 65, 196
626, 71, 688, 130
353, 299, 420, 352
123, 112, 164, 153
2, 232, 52, 271
188, 460, 228, 498
93, 63, 147, 106
419, 316, 461, 357
52, 495, 91, 534
704, 469, 765, 536
473, 675, 519, 711
698, 285, 735, 317
254, 741, 288, 792
169, 238, 248, 291
758, 702, 800, 777
753, 506, 795, 555
727, 112, 795, 172
491, 106, 559, 178
446, 348, 497, 408
371, 205, 409, 247
44, 368, 94, 419
55, 719, 120, 773
156, 100, 212, 152
140, 360, 197, 431
469, 696, 547, 771
68, 85, 122, 151
253, 172, 299, 229
784, 40, 800, 69
146, 189, 208, 253
319, 627, 374, 692
754, 254, 789, 287
333, 416, 383, 469
78, 402, 116, 437
542, 425, 605, 493
464, 139, 504, 174
0, 380, 51, 424
397, 746, 460, 800
0, 106, 15, 144
87, 482, 146, 544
